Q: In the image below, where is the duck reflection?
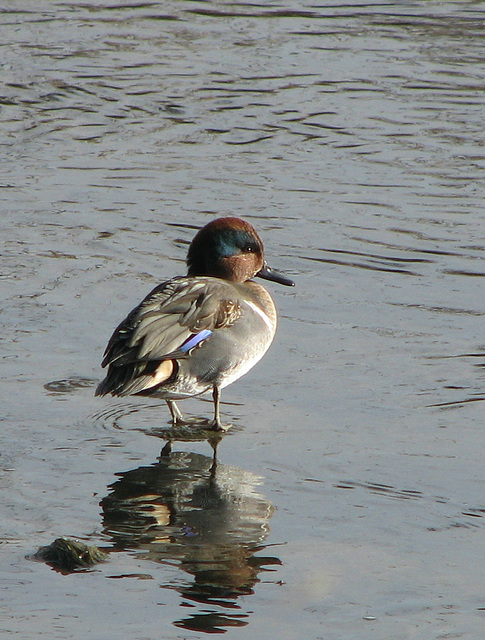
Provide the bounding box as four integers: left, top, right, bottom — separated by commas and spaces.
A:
101, 450, 280, 633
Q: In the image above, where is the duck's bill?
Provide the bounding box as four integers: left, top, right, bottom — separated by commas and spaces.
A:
257, 263, 295, 287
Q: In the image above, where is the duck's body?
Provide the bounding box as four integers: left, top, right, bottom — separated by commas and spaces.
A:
96, 217, 293, 430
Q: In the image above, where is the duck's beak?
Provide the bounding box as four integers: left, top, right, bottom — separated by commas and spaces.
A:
257, 262, 295, 287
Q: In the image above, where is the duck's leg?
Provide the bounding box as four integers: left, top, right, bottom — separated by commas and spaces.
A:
166, 399, 185, 426
210, 386, 230, 431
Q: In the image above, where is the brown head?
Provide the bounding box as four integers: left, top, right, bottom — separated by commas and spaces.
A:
186, 217, 294, 286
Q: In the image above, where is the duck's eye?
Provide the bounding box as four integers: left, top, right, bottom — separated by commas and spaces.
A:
243, 243, 259, 253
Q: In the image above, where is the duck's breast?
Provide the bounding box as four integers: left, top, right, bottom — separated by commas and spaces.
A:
181, 281, 277, 389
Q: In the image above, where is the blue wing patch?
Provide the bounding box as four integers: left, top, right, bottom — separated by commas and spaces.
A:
180, 329, 213, 353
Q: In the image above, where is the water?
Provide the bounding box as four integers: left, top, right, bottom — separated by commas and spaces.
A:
2, 1, 485, 638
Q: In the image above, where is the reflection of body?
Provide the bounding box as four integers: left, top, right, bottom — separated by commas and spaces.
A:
101, 451, 280, 632
96, 217, 293, 429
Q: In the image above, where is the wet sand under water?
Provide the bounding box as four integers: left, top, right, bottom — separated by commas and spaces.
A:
2, 1, 485, 638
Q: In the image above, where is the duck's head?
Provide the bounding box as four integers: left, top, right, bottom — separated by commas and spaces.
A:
187, 217, 294, 286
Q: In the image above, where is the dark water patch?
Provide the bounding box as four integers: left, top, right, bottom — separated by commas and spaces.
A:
395, 303, 484, 317
60, 3, 164, 11
300, 253, 420, 276
185, 7, 321, 19
436, 351, 485, 365
107, 572, 153, 579
362, 232, 485, 270
426, 395, 485, 409
225, 133, 275, 145
443, 269, 485, 278
370, 12, 485, 40
462, 508, 485, 519
44, 377, 97, 394
335, 480, 485, 532
320, 246, 432, 265
334, 480, 424, 501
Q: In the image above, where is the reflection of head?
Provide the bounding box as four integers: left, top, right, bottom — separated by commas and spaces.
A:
101, 452, 280, 631
180, 542, 281, 601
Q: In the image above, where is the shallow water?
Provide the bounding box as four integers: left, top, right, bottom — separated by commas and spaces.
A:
2, 1, 485, 638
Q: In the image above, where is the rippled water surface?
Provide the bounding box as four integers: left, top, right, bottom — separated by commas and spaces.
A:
2, 1, 485, 638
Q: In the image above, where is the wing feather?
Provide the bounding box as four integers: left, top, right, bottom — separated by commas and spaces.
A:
96, 276, 242, 396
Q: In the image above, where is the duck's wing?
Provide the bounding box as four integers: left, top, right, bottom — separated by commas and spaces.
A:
96, 277, 241, 396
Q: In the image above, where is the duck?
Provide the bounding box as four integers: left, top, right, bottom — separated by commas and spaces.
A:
95, 217, 294, 430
